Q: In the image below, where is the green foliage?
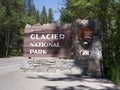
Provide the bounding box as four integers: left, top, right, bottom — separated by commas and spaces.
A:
0, 0, 56, 57
40, 6, 48, 24
23, 15, 36, 24
60, 0, 120, 84
0, 0, 25, 57
0, 0, 55, 57
24, 0, 39, 24
39, 6, 54, 24
103, 27, 120, 84
60, 0, 98, 23
0, 0, 40, 57
48, 8, 54, 23
35, 10, 40, 22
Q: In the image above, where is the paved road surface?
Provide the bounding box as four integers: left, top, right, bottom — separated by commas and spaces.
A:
0, 57, 119, 90
0, 71, 120, 90
0, 57, 28, 75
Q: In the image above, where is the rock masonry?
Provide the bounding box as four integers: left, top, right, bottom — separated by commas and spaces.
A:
23, 57, 102, 77
72, 18, 103, 77
23, 19, 103, 77
23, 57, 83, 75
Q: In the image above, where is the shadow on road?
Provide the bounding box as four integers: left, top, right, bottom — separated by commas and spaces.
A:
26, 74, 119, 90
44, 85, 117, 90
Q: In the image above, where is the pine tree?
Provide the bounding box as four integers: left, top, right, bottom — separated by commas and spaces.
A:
0, 0, 25, 56
48, 8, 54, 23
27, 0, 34, 16
35, 10, 40, 23
23, 0, 38, 24
0, 0, 40, 57
40, 6, 47, 24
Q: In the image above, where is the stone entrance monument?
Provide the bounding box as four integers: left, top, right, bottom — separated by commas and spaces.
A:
23, 21, 103, 77
72, 18, 103, 76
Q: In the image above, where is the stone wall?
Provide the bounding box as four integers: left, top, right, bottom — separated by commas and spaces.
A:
23, 20, 103, 77
23, 57, 102, 77
23, 57, 83, 75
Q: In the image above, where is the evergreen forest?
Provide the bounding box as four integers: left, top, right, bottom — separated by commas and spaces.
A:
0, 0, 120, 84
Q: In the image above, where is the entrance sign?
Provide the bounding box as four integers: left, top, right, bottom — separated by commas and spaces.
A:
24, 24, 72, 57
73, 19, 102, 60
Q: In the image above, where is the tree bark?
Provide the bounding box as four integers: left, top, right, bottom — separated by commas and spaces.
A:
5, 30, 10, 56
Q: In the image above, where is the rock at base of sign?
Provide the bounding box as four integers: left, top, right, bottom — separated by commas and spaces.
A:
71, 66, 83, 74
48, 68, 56, 73
56, 69, 62, 73
35, 65, 49, 72
62, 69, 72, 74
24, 58, 83, 74
88, 60, 102, 77
55, 60, 65, 68
62, 62, 74, 69
23, 58, 102, 76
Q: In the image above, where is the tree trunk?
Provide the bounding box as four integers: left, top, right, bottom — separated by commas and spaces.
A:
5, 30, 10, 56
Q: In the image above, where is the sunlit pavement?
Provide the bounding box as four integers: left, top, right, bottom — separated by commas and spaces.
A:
0, 71, 120, 90
0, 57, 119, 90
0, 57, 28, 75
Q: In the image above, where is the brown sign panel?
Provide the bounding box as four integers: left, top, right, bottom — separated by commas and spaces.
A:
24, 24, 72, 58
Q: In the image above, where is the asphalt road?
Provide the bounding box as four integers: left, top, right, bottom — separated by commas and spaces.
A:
0, 57, 119, 90
0, 57, 28, 75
